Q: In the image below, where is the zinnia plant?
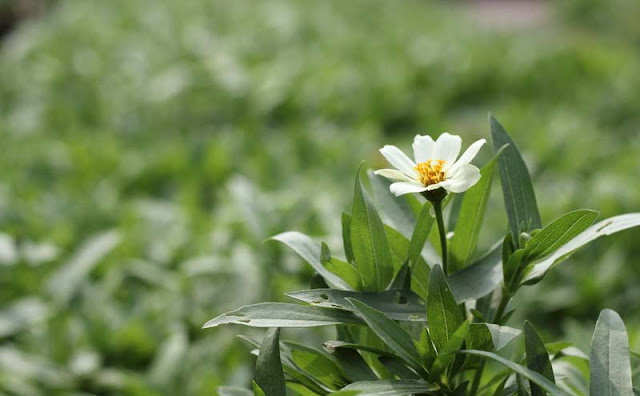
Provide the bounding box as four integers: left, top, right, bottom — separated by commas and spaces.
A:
206, 116, 640, 396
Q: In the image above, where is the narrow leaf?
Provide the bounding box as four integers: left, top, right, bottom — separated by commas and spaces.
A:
203, 303, 360, 328
217, 387, 253, 396
427, 265, 463, 353
324, 258, 361, 290
449, 241, 502, 303
467, 323, 521, 352
378, 356, 421, 379
255, 328, 286, 396
590, 309, 633, 396
369, 170, 417, 239
338, 379, 439, 395
342, 212, 356, 264
351, 166, 394, 291
346, 298, 423, 370
286, 289, 425, 321
271, 232, 352, 290
460, 350, 571, 396
291, 349, 347, 389
408, 203, 436, 267
332, 348, 378, 382
450, 151, 498, 272
524, 209, 598, 262
490, 115, 541, 244
523, 213, 640, 284
524, 321, 555, 396
429, 321, 470, 382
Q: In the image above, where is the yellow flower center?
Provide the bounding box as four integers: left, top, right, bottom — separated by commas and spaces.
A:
414, 160, 446, 186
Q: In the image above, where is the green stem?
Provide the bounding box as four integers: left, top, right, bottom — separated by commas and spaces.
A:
493, 292, 510, 324
468, 292, 511, 394
433, 199, 448, 276
469, 360, 485, 395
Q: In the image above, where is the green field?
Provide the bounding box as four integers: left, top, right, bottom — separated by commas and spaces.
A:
0, 0, 639, 394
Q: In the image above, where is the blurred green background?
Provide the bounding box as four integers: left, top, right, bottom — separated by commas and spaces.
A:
0, 0, 639, 394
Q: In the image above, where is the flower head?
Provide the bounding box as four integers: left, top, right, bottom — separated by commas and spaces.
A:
374, 133, 486, 197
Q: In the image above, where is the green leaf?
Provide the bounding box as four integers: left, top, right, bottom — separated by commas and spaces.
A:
252, 382, 266, 396
286, 289, 425, 321
285, 382, 322, 396
449, 150, 499, 272
338, 380, 439, 395
255, 328, 286, 396
467, 323, 521, 352
203, 303, 360, 328
524, 321, 555, 396
417, 328, 437, 371
323, 257, 361, 290
490, 115, 541, 244
524, 209, 598, 262
291, 349, 346, 389
217, 387, 253, 396
331, 348, 378, 382
324, 341, 412, 365
239, 336, 330, 394
384, 225, 411, 274
369, 170, 417, 239
342, 213, 356, 264
378, 356, 421, 379
523, 213, 640, 284
448, 241, 502, 303
346, 298, 424, 371
459, 350, 571, 396
383, 226, 431, 301
590, 309, 633, 396
427, 265, 463, 353
429, 321, 470, 382
270, 232, 352, 290
351, 166, 394, 291
408, 203, 436, 267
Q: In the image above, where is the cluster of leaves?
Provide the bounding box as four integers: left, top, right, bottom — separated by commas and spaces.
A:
1, 0, 640, 394
209, 118, 640, 395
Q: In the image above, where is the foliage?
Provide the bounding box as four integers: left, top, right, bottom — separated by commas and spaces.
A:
208, 119, 640, 394
0, 0, 639, 394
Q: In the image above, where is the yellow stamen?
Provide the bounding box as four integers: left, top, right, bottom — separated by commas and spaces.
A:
414, 160, 446, 186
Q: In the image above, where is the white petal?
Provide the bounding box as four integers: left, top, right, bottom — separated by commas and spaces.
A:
412, 134, 435, 163
432, 133, 462, 166
425, 182, 445, 191
374, 169, 415, 182
440, 164, 481, 193
389, 181, 428, 196
446, 138, 486, 176
379, 145, 417, 177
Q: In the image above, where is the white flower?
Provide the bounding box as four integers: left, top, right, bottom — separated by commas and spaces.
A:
374, 133, 486, 196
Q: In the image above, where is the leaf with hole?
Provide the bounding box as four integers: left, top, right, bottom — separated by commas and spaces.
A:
523, 213, 640, 284
203, 303, 360, 328
286, 289, 425, 321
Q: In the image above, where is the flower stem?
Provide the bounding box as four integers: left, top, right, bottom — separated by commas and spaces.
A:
432, 199, 448, 276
